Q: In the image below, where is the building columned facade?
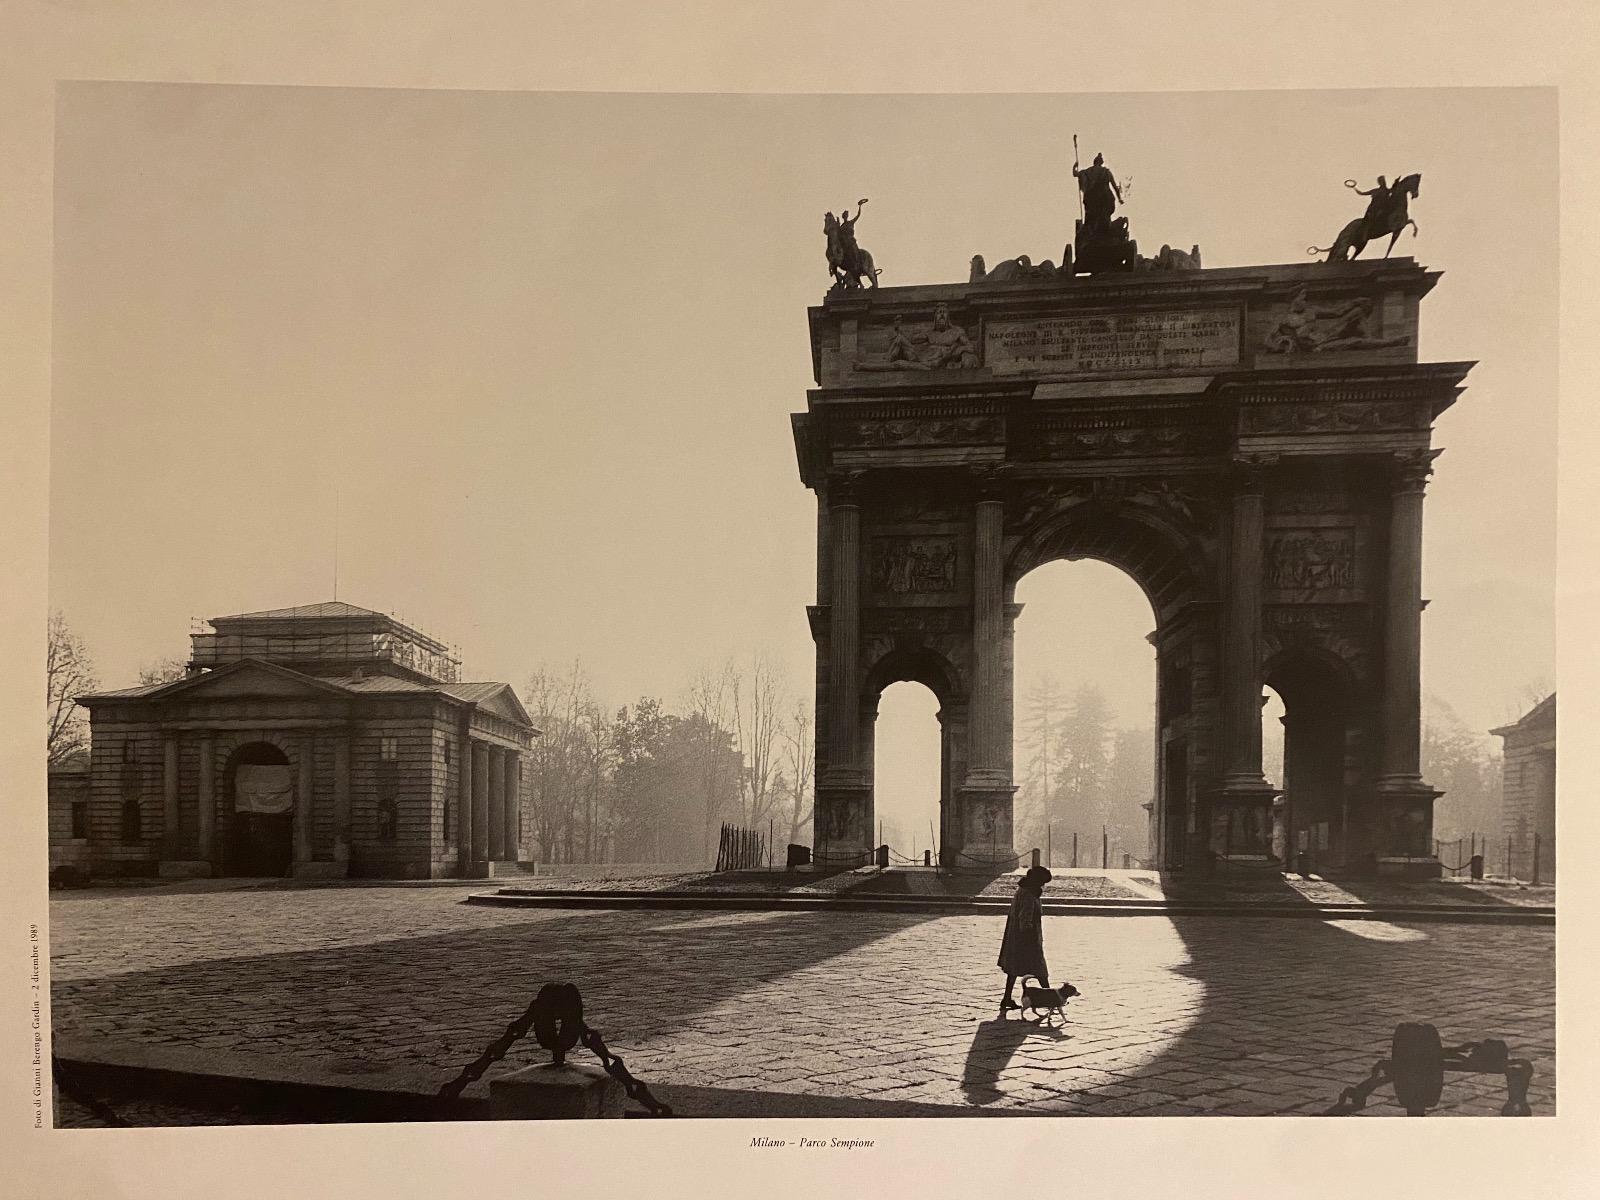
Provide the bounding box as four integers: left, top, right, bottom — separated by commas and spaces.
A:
75, 602, 538, 880
1491, 694, 1555, 883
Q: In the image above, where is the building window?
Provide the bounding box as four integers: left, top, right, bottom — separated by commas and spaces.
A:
381, 736, 398, 761
443, 739, 453, 769
122, 740, 136, 763
71, 802, 89, 839
120, 798, 141, 843
443, 795, 453, 841
377, 798, 398, 842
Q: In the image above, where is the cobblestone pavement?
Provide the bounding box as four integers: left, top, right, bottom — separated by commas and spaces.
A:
49, 886, 1555, 1118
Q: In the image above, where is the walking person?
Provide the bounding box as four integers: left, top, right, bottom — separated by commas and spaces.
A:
998, 865, 1052, 1013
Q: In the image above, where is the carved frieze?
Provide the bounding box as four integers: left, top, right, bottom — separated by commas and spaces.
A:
871, 536, 958, 594
839, 416, 1001, 447
864, 607, 968, 636
1242, 401, 1422, 435
1272, 491, 1357, 516
1035, 424, 1216, 459
1265, 529, 1356, 592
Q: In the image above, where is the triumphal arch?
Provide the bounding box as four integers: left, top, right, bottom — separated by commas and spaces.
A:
793, 249, 1470, 876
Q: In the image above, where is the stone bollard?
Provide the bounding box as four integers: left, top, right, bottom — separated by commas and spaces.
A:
490, 1061, 625, 1119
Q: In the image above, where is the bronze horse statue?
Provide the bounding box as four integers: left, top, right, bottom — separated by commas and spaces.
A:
1309, 173, 1421, 263
825, 200, 880, 290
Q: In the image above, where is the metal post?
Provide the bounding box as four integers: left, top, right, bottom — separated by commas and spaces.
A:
1532, 832, 1541, 886
1072, 832, 1078, 868
1102, 825, 1108, 870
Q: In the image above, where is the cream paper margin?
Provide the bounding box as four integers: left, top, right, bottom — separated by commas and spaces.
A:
1, 3, 1595, 1197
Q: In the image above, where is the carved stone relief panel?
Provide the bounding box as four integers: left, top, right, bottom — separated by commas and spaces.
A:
871, 536, 958, 595
1265, 528, 1355, 594
836, 416, 1002, 448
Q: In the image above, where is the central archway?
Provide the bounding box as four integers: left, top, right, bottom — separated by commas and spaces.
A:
1011, 558, 1158, 870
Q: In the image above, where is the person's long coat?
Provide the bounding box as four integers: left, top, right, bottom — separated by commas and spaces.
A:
997, 886, 1048, 978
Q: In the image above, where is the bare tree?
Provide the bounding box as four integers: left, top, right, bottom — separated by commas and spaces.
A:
731, 653, 786, 831
781, 701, 815, 848
46, 612, 98, 765
684, 663, 742, 862
137, 655, 189, 686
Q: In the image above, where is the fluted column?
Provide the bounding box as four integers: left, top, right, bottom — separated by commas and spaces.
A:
502, 749, 521, 861
824, 479, 863, 782
198, 735, 216, 865
333, 734, 352, 868
162, 736, 181, 859
457, 724, 475, 875
470, 741, 490, 863
1222, 456, 1271, 789
1377, 450, 1436, 789
487, 746, 507, 860
968, 491, 1009, 784
294, 736, 314, 865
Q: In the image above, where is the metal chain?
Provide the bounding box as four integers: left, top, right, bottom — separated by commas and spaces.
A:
1324, 1058, 1391, 1115
1325, 1040, 1537, 1116
436, 994, 546, 1101
50, 1057, 129, 1127
438, 991, 672, 1117
579, 1025, 674, 1117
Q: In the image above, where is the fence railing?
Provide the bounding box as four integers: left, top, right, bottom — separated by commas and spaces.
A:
714, 822, 769, 871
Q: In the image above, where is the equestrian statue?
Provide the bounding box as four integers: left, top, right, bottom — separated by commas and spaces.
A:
1310, 174, 1421, 262
825, 199, 881, 290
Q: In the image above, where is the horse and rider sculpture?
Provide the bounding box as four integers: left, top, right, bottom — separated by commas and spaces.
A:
825, 199, 880, 291
1310, 173, 1422, 263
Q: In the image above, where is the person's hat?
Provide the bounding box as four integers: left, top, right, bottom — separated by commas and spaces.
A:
1022, 865, 1053, 889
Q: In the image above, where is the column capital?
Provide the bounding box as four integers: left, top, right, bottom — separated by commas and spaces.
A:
1389, 447, 1442, 493
825, 469, 866, 507
1229, 452, 1279, 495
970, 464, 1011, 502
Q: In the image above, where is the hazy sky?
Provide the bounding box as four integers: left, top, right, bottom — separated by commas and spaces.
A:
51, 84, 1555, 834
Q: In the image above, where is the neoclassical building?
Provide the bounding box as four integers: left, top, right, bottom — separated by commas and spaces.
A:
1491, 693, 1556, 883
75, 602, 537, 879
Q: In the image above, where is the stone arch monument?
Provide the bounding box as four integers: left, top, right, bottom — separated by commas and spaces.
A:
792, 257, 1470, 876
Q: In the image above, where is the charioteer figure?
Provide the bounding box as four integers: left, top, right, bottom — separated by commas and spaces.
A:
1073, 151, 1123, 239
1068, 140, 1137, 275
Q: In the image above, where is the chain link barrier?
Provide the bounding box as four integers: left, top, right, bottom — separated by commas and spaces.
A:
1324, 1026, 1535, 1116
437, 983, 673, 1117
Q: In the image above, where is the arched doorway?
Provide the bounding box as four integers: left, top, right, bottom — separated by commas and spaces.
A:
1264, 651, 1356, 874
225, 742, 294, 876
871, 682, 943, 864
1012, 559, 1157, 870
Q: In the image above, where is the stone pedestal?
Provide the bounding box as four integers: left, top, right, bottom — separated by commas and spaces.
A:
489, 1061, 624, 1120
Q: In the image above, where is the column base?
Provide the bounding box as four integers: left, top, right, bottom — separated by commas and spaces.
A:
955, 784, 1017, 868
1206, 780, 1279, 859
1372, 779, 1442, 863
459, 859, 495, 880
814, 781, 873, 865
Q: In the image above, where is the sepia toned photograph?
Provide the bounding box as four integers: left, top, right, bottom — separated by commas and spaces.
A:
39, 81, 1557, 1131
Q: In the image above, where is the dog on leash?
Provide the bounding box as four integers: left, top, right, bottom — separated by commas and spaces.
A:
1018, 977, 1080, 1023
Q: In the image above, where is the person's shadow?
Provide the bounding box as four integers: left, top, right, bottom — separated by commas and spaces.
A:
960, 1015, 1071, 1105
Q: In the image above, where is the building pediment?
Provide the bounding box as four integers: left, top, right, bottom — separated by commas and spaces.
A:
136, 659, 355, 704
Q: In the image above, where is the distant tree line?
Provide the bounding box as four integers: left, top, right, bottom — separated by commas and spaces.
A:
520, 656, 814, 867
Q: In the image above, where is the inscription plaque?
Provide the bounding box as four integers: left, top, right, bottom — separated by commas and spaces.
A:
985, 307, 1240, 375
